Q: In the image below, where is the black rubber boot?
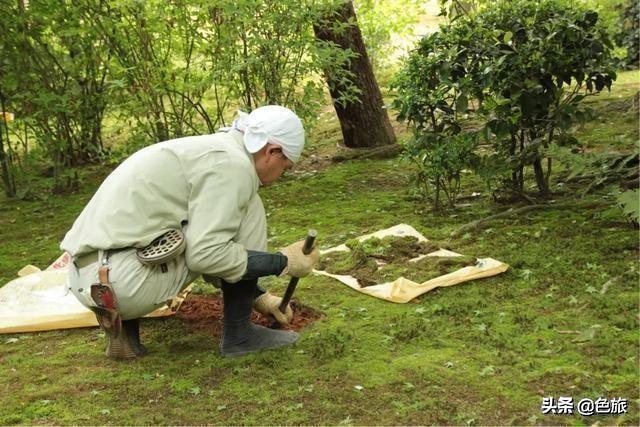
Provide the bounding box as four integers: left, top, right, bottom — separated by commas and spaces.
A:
105, 319, 146, 359
220, 279, 298, 357
123, 319, 147, 356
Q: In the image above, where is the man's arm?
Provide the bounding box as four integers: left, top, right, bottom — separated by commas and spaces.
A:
184, 156, 256, 282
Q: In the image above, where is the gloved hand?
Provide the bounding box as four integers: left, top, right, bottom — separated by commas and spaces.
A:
254, 292, 293, 325
279, 240, 320, 278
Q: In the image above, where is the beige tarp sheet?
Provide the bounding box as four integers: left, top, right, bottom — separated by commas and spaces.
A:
0, 252, 187, 334
314, 224, 509, 303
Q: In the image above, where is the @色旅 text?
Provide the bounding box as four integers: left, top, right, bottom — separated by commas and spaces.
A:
541, 397, 628, 416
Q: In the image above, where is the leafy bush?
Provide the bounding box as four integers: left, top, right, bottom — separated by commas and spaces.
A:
395, 0, 617, 204
81, 0, 219, 143
392, 28, 478, 210
405, 134, 478, 209
81, 0, 349, 146
1, 1, 111, 173
1, 0, 357, 176
470, 0, 617, 196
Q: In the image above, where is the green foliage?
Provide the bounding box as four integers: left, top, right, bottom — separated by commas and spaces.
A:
396, 0, 617, 203
583, 0, 626, 42
471, 0, 617, 195
617, 189, 639, 224
614, 0, 640, 68
80, 0, 220, 143
0, 0, 111, 187
1, 0, 357, 168
229, 0, 351, 118
437, 0, 482, 19
409, 133, 478, 209
392, 25, 479, 210
79, 0, 353, 147
354, 0, 425, 73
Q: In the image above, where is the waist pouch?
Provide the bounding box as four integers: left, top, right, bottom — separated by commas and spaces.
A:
136, 229, 186, 266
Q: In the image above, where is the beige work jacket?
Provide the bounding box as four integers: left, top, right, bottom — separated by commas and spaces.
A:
60, 130, 266, 283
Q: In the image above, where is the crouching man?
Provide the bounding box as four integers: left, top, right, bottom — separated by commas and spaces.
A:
60, 106, 319, 359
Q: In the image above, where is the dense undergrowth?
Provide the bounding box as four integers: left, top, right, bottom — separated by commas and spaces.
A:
0, 71, 638, 425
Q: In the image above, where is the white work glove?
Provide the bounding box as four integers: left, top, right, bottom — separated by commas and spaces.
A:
279, 240, 320, 278
254, 292, 293, 325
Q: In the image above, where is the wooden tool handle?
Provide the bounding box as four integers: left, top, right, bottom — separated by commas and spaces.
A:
279, 229, 317, 313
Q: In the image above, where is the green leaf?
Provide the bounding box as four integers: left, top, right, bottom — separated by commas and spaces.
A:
338, 415, 354, 426
617, 189, 640, 223
503, 31, 513, 43
517, 269, 532, 280
573, 325, 600, 342
479, 365, 495, 376
456, 95, 468, 112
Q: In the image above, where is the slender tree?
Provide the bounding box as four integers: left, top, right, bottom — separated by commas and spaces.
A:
313, 1, 396, 148
0, 93, 17, 198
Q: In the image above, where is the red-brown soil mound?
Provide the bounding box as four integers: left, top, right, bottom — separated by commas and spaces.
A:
176, 294, 322, 335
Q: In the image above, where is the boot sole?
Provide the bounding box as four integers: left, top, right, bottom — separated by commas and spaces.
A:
220, 337, 299, 358
106, 334, 141, 360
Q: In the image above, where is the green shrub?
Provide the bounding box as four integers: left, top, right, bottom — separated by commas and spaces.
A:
394, 0, 617, 203
1, 1, 111, 175
392, 27, 479, 210
471, 0, 617, 196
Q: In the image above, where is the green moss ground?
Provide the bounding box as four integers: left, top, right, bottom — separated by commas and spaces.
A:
0, 70, 638, 425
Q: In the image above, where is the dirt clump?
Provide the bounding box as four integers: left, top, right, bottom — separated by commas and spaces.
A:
176, 294, 322, 335
318, 236, 477, 287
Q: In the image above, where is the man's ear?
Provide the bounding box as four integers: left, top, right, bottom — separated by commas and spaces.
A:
266, 144, 282, 158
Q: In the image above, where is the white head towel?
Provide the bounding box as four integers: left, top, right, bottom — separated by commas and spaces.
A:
222, 105, 305, 163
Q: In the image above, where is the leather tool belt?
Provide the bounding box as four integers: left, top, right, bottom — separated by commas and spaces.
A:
89, 252, 122, 337
136, 229, 186, 267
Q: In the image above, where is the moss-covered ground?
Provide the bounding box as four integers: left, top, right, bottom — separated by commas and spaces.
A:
0, 70, 638, 425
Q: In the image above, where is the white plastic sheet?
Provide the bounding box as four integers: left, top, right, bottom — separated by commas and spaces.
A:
0, 253, 185, 334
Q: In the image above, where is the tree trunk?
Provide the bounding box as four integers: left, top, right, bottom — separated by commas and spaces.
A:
0, 128, 17, 198
533, 157, 549, 196
0, 94, 17, 198
313, 1, 395, 148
